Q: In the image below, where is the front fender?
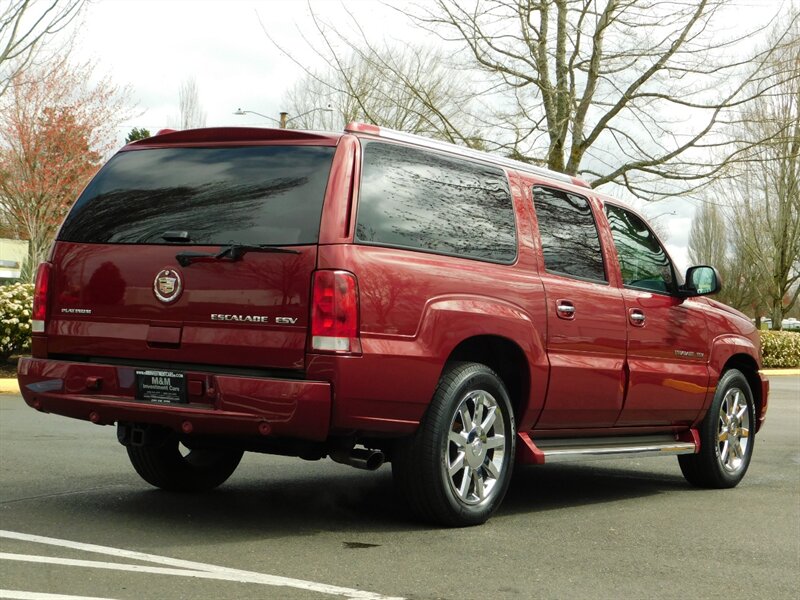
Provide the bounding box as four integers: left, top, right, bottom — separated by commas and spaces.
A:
699, 335, 764, 429
708, 334, 761, 383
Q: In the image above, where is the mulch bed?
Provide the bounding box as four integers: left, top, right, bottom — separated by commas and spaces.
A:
0, 356, 20, 378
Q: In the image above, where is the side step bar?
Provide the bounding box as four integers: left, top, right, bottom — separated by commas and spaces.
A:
516, 432, 699, 465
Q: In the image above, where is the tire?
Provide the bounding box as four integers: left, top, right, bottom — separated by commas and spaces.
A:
127, 433, 243, 492
392, 362, 516, 527
679, 368, 755, 488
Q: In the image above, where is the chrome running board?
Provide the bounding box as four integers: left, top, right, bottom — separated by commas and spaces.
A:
516, 433, 698, 464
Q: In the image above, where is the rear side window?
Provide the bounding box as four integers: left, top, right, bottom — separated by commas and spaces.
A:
533, 186, 606, 282
58, 145, 336, 245
356, 142, 517, 263
605, 204, 675, 293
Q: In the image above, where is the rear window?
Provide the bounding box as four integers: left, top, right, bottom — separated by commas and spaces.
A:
58, 145, 336, 245
355, 142, 517, 263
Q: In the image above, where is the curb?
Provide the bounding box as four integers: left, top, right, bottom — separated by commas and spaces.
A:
1, 369, 798, 396
0, 378, 19, 394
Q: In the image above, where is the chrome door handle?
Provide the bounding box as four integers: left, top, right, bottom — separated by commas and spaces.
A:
556, 300, 575, 319
629, 309, 645, 326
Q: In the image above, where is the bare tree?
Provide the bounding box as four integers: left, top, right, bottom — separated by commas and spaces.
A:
282, 43, 482, 144
383, 0, 796, 199
282, 72, 340, 130
688, 201, 761, 315
726, 155, 799, 330
704, 19, 800, 329
688, 203, 727, 271
0, 0, 85, 97
266, 1, 799, 198
265, 7, 483, 146
178, 77, 206, 130
739, 39, 799, 329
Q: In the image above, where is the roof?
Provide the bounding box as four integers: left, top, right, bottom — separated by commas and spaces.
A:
344, 122, 590, 188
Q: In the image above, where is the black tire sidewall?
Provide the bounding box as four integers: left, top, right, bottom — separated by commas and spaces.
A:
701, 369, 756, 487
127, 436, 243, 492
430, 364, 516, 525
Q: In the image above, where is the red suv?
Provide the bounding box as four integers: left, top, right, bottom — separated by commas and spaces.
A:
18, 123, 768, 526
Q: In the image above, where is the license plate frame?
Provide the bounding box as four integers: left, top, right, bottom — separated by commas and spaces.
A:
135, 369, 188, 404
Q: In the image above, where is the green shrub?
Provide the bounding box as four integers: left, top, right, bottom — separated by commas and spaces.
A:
0, 282, 33, 362
760, 331, 800, 368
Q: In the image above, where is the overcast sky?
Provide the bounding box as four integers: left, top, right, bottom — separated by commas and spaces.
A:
73, 0, 418, 132
68, 0, 783, 270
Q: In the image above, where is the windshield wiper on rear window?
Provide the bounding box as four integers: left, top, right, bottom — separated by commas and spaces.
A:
175, 243, 300, 267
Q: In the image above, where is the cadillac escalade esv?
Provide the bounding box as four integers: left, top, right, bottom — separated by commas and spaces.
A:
18, 123, 768, 527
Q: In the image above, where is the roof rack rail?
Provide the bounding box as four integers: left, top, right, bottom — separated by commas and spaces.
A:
344, 122, 589, 188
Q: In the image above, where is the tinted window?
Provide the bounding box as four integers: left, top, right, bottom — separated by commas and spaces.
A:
356, 142, 516, 262
606, 204, 674, 293
533, 187, 606, 281
59, 146, 336, 245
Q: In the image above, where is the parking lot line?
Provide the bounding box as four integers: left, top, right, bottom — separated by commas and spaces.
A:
0, 531, 403, 600
0, 591, 116, 600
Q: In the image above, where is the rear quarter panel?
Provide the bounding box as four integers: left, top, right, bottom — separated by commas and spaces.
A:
312, 243, 549, 433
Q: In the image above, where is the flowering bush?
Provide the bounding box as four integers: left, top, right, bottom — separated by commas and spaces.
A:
0, 282, 33, 362
761, 331, 800, 368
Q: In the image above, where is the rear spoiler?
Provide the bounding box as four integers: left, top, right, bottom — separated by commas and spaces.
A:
125, 127, 340, 148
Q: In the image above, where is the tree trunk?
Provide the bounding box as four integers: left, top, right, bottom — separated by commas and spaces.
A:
771, 305, 784, 331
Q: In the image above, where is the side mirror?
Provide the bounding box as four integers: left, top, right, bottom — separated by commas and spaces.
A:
680, 265, 721, 297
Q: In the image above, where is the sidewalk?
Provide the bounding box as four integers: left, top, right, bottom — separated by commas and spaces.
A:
2, 370, 797, 394
0, 378, 19, 394
760, 369, 800, 376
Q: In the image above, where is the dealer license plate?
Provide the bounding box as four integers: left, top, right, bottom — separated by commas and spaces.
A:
135, 370, 187, 404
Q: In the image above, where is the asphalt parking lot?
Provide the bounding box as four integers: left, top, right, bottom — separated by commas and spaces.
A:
1, 376, 798, 600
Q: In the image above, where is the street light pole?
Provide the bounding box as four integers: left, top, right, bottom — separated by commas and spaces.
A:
232, 108, 280, 125
235, 105, 333, 129
283, 105, 333, 128
648, 209, 677, 220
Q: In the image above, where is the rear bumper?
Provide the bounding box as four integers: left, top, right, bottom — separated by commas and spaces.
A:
17, 357, 331, 441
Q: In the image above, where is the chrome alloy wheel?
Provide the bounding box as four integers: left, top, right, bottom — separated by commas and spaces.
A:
444, 389, 506, 505
717, 387, 751, 473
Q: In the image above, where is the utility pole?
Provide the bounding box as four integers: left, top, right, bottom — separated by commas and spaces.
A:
279, 112, 288, 129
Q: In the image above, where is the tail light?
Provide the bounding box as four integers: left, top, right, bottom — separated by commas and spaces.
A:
32, 262, 52, 333
310, 270, 361, 353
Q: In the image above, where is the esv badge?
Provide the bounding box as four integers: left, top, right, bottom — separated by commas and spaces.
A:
153, 268, 183, 303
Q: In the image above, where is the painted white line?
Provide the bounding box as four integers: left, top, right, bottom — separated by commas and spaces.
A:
0, 530, 216, 574
1, 553, 228, 578
0, 591, 116, 600
0, 531, 403, 600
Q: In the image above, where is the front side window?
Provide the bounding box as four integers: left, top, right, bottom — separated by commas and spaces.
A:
533, 186, 606, 282
605, 204, 675, 293
355, 142, 517, 263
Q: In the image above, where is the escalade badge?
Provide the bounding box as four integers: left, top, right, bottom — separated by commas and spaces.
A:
153, 268, 182, 303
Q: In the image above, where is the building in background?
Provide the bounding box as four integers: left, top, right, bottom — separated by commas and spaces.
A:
0, 239, 29, 281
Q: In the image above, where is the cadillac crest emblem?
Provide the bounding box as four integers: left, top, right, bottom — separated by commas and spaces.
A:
153, 268, 182, 303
